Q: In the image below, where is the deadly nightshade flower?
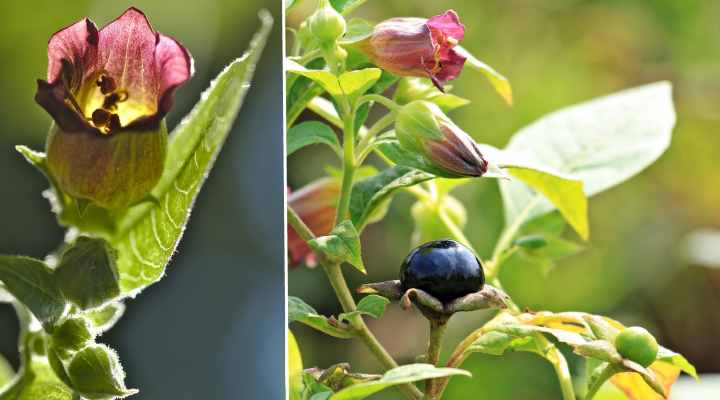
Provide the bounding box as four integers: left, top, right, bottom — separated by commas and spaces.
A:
395, 100, 488, 178
356, 10, 465, 90
36, 8, 193, 210
287, 178, 340, 268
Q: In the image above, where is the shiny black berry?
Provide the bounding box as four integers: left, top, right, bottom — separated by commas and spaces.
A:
400, 239, 484, 303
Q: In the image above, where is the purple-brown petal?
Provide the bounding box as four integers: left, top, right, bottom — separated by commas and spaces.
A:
152, 34, 193, 122
427, 10, 465, 43
35, 78, 91, 132
46, 18, 99, 88
96, 7, 158, 118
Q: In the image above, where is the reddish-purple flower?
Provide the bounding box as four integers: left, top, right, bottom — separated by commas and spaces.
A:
35, 8, 193, 210
36, 7, 192, 134
357, 10, 465, 90
287, 179, 340, 268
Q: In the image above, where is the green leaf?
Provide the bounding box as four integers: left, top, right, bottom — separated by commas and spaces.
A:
340, 18, 373, 44
67, 344, 137, 400
309, 221, 366, 274
287, 121, 341, 156
286, 60, 341, 96
349, 165, 434, 229
84, 302, 125, 333
288, 297, 354, 339
338, 68, 381, 103
504, 166, 588, 240
330, 0, 369, 14
288, 330, 304, 400
464, 331, 518, 356
338, 295, 389, 323
431, 93, 471, 113
455, 46, 513, 105
55, 237, 120, 310
657, 346, 698, 379
574, 340, 623, 363
1, 351, 74, 400
51, 317, 94, 354
499, 82, 675, 236
112, 12, 272, 294
286, 61, 380, 105
0, 256, 65, 329
331, 364, 470, 400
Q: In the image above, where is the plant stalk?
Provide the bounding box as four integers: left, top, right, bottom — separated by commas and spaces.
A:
425, 318, 449, 399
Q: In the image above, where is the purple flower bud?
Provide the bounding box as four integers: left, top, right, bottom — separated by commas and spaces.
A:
396, 100, 487, 178
357, 10, 465, 90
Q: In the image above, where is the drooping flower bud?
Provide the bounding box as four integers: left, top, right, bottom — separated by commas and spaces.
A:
35, 8, 193, 209
287, 178, 340, 268
356, 10, 465, 90
395, 100, 487, 177
308, 0, 347, 46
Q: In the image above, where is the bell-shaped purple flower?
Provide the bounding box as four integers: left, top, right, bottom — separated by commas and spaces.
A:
35, 8, 193, 209
357, 10, 465, 90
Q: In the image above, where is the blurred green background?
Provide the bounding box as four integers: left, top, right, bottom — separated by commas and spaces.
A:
287, 0, 720, 398
0, 1, 283, 399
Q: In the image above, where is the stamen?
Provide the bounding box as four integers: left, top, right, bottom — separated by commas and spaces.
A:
92, 109, 112, 127
96, 75, 117, 95
103, 93, 121, 111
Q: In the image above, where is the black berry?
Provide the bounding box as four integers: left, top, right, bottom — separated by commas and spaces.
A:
400, 239, 484, 303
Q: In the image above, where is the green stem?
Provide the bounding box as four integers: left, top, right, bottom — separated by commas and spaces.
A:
357, 94, 402, 112
356, 112, 396, 164
425, 318, 449, 399
334, 111, 356, 225
536, 334, 576, 400
486, 197, 541, 280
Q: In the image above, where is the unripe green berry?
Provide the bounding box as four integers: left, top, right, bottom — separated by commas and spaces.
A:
615, 326, 659, 367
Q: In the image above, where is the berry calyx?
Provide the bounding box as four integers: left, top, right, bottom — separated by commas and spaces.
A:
400, 239, 484, 303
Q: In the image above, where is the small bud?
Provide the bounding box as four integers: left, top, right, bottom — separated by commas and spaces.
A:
396, 100, 487, 177
297, 20, 316, 50
309, 0, 347, 46
46, 123, 167, 210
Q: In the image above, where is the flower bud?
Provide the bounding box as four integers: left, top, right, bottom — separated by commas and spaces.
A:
287, 178, 340, 268
395, 100, 487, 177
308, 0, 347, 46
46, 122, 167, 210
356, 10, 465, 90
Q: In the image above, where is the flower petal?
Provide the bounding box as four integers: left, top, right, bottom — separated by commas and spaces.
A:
151, 34, 193, 123
96, 8, 159, 120
427, 10, 465, 42
46, 18, 99, 87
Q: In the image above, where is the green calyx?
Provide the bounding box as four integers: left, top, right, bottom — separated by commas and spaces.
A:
395, 100, 447, 153
46, 121, 167, 211
615, 326, 659, 367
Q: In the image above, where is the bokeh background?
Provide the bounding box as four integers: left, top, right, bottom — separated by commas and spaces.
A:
288, 0, 720, 398
0, 1, 284, 399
